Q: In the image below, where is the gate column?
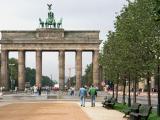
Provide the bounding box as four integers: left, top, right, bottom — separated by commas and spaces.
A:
76, 50, 82, 90
59, 50, 65, 90
1, 50, 9, 90
36, 50, 42, 86
18, 50, 25, 90
92, 50, 99, 86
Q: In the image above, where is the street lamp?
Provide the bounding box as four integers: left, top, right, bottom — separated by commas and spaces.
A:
9, 63, 15, 91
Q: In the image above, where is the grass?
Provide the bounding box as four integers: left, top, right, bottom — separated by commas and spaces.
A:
148, 112, 160, 120
113, 103, 128, 111
113, 103, 160, 120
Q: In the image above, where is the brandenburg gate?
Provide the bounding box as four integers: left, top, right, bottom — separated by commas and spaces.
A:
0, 4, 101, 91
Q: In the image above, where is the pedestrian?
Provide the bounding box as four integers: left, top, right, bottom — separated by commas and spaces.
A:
71, 87, 74, 96
79, 86, 87, 107
70, 86, 75, 96
33, 85, 38, 95
38, 84, 42, 96
46, 86, 50, 95
15, 86, 17, 94
88, 84, 97, 107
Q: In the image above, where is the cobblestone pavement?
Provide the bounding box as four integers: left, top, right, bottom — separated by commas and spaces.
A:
0, 102, 91, 120
0, 101, 127, 120
0, 91, 155, 120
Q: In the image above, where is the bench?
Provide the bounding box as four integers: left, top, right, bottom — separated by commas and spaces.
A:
129, 105, 152, 120
123, 103, 141, 117
102, 96, 112, 107
103, 97, 117, 109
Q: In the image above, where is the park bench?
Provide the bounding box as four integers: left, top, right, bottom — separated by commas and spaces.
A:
122, 103, 141, 117
102, 96, 110, 107
129, 105, 152, 120
102, 96, 112, 107
103, 97, 117, 109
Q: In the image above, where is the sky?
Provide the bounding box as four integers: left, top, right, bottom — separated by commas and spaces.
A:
0, 0, 127, 81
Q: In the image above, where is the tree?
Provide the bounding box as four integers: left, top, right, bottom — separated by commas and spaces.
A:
9, 58, 18, 87
8, 58, 55, 87
101, 0, 160, 107
25, 67, 36, 86
83, 64, 93, 86
69, 76, 76, 86
41, 76, 55, 87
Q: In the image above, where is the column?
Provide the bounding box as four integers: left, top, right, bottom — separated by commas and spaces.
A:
92, 50, 99, 86
1, 50, 9, 90
18, 50, 25, 90
59, 50, 65, 90
76, 50, 82, 90
36, 50, 42, 86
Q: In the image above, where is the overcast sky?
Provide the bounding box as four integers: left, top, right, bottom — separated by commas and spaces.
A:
0, 0, 127, 81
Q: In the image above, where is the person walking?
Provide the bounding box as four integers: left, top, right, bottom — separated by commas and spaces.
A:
38, 84, 42, 96
79, 86, 87, 107
33, 85, 38, 95
88, 84, 97, 107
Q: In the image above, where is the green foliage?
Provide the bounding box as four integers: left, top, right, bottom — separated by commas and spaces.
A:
69, 76, 76, 86
25, 67, 36, 86
99, 0, 160, 108
153, 0, 160, 21
114, 103, 160, 120
148, 112, 160, 120
101, 0, 160, 84
25, 67, 57, 87
41, 76, 55, 87
83, 64, 93, 86
9, 58, 18, 86
113, 103, 128, 111
8, 58, 55, 87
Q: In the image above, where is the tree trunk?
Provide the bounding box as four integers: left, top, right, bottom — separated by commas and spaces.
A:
115, 80, 119, 102
122, 79, 126, 105
157, 64, 160, 116
128, 73, 131, 107
133, 78, 137, 103
147, 72, 151, 106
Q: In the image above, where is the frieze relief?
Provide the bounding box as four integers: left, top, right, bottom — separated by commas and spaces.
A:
1, 43, 99, 51
37, 31, 64, 39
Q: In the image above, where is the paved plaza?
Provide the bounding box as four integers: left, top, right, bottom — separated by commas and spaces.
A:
0, 91, 157, 120
0, 100, 127, 120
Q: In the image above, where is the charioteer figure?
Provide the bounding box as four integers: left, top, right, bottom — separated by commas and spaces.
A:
39, 3, 63, 29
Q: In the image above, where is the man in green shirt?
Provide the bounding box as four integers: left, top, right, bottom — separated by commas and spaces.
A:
88, 85, 97, 107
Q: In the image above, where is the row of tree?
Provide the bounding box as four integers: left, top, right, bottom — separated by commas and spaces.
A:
99, 0, 160, 106
8, 58, 57, 88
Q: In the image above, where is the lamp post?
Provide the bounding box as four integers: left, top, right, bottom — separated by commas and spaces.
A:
9, 64, 15, 91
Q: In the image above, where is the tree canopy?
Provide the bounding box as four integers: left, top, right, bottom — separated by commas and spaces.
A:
100, 0, 160, 84
7, 58, 57, 87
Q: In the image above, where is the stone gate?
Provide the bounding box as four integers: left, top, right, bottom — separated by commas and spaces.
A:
0, 28, 101, 90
